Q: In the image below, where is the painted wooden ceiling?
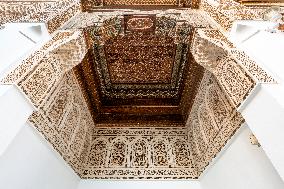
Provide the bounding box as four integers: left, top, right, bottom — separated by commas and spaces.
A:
74, 14, 205, 126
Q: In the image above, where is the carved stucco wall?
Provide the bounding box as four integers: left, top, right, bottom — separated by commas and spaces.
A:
0, 8, 277, 179
82, 127, 197, 179
0, 0, 80, 33
187, 71, 244, 176
187, 25, 276, 176
1, 30, 87, 107
28, 70, 95, 176
79, 71, 246, 179
200, 0, 266, 32
191, 28, 276, 107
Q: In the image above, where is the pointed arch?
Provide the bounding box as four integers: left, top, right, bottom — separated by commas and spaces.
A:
129, 137, 149, 168
150, 137, 172, 167
108, 137, 129, 168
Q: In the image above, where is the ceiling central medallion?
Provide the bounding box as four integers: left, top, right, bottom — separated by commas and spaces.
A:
125, 15, 155, 32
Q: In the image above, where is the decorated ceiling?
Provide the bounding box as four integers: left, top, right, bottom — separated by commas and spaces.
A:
75, 13, 204, 126
1, 0, 279, 180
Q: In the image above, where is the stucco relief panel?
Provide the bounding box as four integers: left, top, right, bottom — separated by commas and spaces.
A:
187, 71, 244, 176
83, 128, 197, 179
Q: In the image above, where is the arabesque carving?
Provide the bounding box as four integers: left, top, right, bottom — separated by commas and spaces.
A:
200, 0, 267, 31
1, 30, 87, 108
29, 70, 95, 176
0, 0, 80, 33
82, 127, 197, 179
191, 28, 275, 107
0, 7, 277, 180
187, 71, 244, 176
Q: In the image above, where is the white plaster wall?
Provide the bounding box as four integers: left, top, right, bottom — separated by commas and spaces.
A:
229, 21, 284, 181
0, 24, 35, 76
78, 180, 202, 189
200, 124, 284, 189
0, 123, 80, 189
241, 84, 284, 181
240, 31, 284, 83
0, 85, 35, 156
0, 23, 50, 78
